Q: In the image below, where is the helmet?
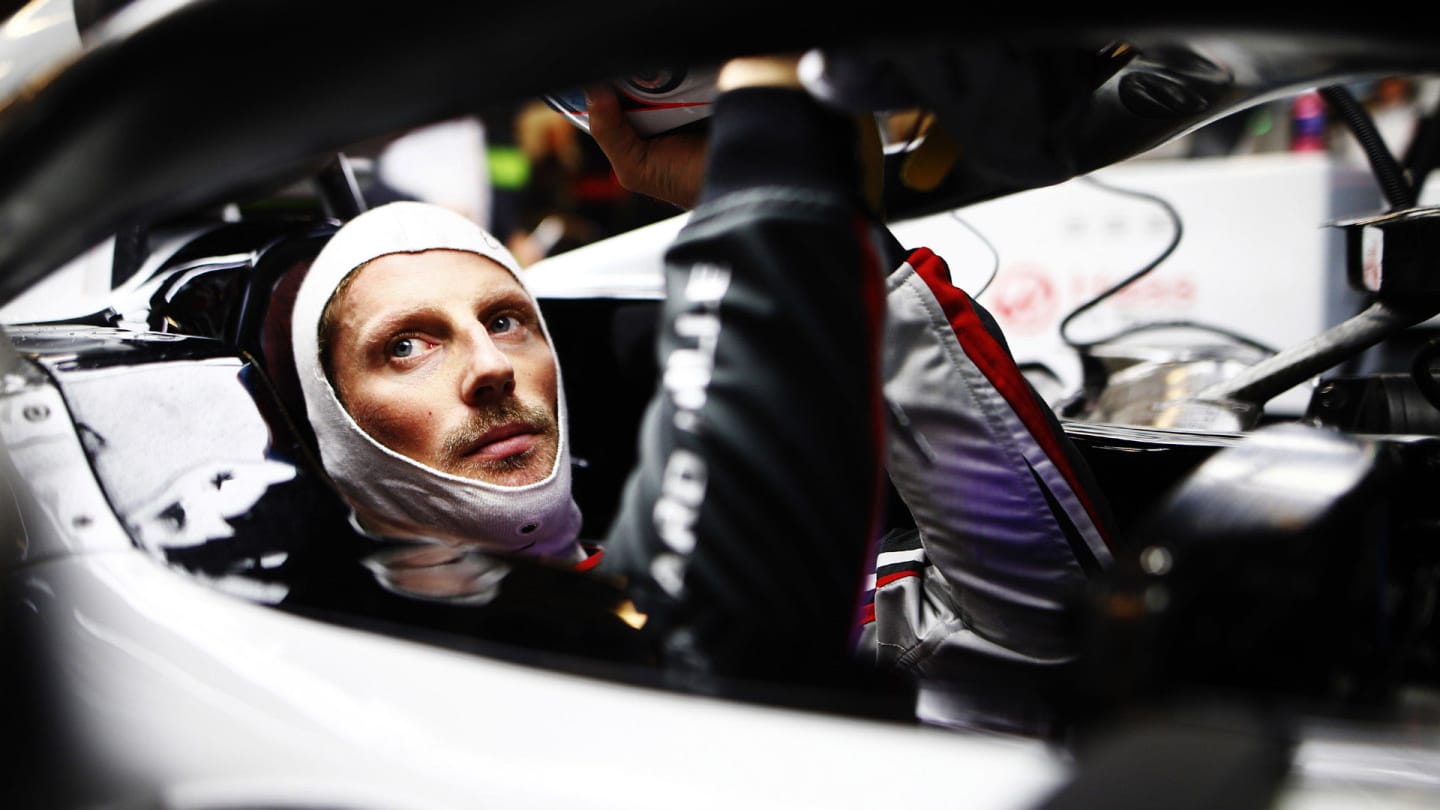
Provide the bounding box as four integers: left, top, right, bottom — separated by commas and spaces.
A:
544, 64, 719, 137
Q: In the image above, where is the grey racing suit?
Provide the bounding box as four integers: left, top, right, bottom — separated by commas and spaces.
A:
865, 244, 1114, 733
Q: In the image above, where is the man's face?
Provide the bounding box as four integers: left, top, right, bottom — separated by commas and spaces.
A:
327, 249, 560, 487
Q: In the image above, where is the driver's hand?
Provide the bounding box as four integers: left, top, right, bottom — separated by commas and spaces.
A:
585, 83, 708, 211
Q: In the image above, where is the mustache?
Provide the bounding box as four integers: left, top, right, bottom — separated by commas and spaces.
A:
438, 398, 558, 463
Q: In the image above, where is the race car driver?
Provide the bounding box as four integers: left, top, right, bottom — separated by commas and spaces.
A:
291, 54, 1113, 733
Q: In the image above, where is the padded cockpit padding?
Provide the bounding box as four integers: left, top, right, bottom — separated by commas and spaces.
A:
233, 221, 341, 452
256, 253, 316, 436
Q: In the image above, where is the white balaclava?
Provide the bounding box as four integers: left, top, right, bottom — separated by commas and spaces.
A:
291, 201, 583, 561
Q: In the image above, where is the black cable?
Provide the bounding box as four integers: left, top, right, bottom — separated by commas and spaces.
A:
948, 211, 1000, 299
1053, 176, 1286, 418
1081, 320, 1279, 357
1320, 84, 1416, 211
1057, 175, 1185, 352
1057, 176, 1280, 358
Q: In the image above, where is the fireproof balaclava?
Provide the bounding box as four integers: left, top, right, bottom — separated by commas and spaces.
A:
291, 201, 583, 561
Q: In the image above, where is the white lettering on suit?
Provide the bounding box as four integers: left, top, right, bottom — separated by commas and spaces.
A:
651, 262, 732, 596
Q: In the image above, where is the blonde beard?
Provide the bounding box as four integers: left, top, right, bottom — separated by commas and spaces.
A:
435, 398, 561, 486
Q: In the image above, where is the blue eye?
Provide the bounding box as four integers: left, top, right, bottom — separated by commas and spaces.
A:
489, 315, 514, 334
391, 338, 416, 358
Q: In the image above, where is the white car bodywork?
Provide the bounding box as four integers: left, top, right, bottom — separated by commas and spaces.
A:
5, 4, 1440, 809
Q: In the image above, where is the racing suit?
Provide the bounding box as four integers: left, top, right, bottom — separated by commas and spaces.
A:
597, 85, 1113, 731
868, 242, 1114, 732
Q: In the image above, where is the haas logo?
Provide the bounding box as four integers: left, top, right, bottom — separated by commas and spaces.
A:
986, 263, 1058, 336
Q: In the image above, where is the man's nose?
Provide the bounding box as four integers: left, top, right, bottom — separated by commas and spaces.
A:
459, 326, 515, 404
